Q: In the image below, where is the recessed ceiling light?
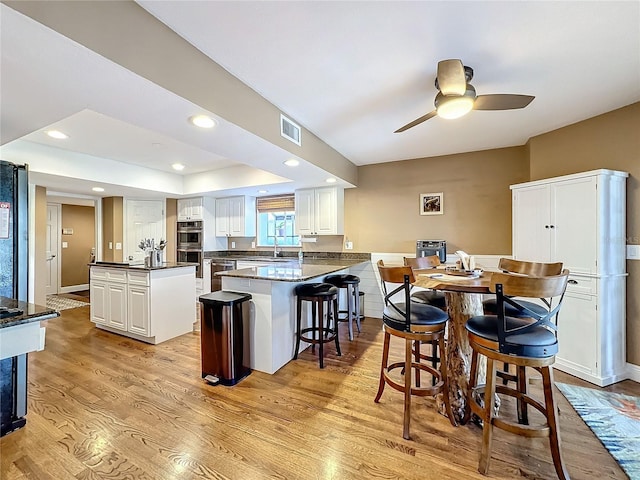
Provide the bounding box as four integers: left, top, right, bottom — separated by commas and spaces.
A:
92, 187, 105, 192
46, 130, 68, 139
172, 163, 185, 171
189, 115, 216, 129
326, 178, 337, 183
258, 189, 268, 194
284, 159, 300, 167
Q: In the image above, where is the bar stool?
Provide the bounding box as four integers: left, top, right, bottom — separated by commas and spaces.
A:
293, 283, 340, 369
324, 274, 361, 341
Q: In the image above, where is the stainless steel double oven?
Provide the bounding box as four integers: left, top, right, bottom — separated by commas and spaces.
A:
177, 220, 203, 278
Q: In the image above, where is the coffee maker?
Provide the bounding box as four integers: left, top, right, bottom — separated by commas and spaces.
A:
416, 240, 447, 263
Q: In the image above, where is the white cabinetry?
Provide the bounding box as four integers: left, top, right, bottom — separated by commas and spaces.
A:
295, 187, 344, 236
511, 169, 628, 386
177, 197, 205, 221
90, 265, 196, 344
215, 196, 256, 237
90, 267, 128, 331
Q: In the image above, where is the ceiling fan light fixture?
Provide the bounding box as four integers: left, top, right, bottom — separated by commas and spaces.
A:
435, 84, 477, 119
435, 93, 475, 119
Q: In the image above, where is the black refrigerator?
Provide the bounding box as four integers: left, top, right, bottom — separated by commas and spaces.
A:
0, 159, 29, 436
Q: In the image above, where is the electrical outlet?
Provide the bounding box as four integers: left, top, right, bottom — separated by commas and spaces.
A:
231, 241, 236, 249
115, 242, 122, 250
108, 241, 113, 249
251, 241, 256, 249
627, 245, 640, 260
62, 241, 68, 249
345, 241, 353, 250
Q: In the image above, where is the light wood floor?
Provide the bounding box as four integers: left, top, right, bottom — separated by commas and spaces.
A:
1, 305, 638, 480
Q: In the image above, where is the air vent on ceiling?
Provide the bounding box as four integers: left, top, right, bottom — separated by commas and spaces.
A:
280, 114, 301, 146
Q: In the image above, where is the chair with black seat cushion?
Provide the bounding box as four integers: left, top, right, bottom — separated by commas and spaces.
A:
375, 260, 457, 440
482, 258, 563, 387
293, 283, 340, 369
403, 256, 447, 310
324, 273, 361, 341
463, 270, 570, 479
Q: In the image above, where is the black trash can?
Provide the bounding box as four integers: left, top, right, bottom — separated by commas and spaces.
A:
199, 291, 252, 386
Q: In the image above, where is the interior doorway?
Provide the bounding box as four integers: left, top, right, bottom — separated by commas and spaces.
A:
45, 203, 60, 295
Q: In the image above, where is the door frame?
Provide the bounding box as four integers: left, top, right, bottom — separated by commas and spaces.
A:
45, 203, 61, 295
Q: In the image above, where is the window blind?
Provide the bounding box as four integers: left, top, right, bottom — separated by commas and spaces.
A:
256, 194, 295, 212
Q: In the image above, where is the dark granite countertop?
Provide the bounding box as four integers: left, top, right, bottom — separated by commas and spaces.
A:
205, 251, 370, 264
0, 296, 59, 329
89, 262, 198, 271
216, 259, 368, 282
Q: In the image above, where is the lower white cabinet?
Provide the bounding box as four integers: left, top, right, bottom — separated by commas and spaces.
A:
90, 265, 196, 344
555, 274, 627, 386
127, 286, 150, 336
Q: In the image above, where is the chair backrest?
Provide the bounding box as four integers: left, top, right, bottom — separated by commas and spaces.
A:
377, 260, 413, 328
404, 255, 441, 269
491, 269, 570, 355
498, 258, 563, 277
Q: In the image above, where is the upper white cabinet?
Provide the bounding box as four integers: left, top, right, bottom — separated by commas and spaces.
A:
295, 187, 344, 236
512, 170, 627, 275
511, 169, 628, 386
177, 197, 209, 221
215, 196, 256, 237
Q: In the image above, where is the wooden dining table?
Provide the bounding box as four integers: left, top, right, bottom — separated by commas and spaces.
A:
413, 268, 495, 424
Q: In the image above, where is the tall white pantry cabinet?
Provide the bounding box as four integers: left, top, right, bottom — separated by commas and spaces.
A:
511, 169, 628, 386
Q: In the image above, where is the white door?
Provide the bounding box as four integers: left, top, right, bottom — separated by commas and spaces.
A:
512, 184, 551, 263
125, 200, 164, 264
45, 204, 60, 295
294, 189, 315, 235
314, 187, 337, 235
551, 177, 597, 275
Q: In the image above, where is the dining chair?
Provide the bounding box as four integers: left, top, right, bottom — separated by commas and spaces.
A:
463, 270, 570, 479
482, 258, 563, 388
375, 260, 456, 440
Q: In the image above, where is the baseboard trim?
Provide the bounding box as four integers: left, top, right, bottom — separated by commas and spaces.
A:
59, 284, 89, 294
626, 362, 640, 383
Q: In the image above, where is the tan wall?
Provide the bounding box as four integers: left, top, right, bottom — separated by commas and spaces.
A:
165, 198, 177, 263
344, 146, 530, 254
528, 102, 640, 366
60, 205, 95, 286
33, 185, 47, 305
101, 197, 123, 262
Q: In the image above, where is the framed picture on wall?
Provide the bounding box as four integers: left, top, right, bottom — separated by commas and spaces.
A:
420, 192, 443, 215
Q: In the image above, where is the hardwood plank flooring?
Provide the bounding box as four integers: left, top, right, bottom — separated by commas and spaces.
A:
1, 305, 638, 479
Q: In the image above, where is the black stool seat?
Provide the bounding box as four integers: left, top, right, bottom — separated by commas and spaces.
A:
466, 315, 558, 357
383, 302, 448, 332
325, 274, 360, 285
295, 283, 338, 297
482, 298, 549, 318
411, 290, 447, 310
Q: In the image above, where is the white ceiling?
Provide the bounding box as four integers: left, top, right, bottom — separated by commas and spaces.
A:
1, 1, 639, 200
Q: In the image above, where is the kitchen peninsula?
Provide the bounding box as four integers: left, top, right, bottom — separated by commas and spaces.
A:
217, 256, 369, 374
89, 262, 196, 344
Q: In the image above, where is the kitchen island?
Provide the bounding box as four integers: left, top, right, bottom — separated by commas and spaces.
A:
89, 262, 196, 344
217, 258, 368, 374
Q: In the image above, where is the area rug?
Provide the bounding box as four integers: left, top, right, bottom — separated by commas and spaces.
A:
556, 382, 640, 480
46, 295, 90, 311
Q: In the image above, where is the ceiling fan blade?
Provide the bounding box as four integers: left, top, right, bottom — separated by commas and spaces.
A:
474, 94, 535, 111
394, 110, 437, 133
437, 59, 467, 96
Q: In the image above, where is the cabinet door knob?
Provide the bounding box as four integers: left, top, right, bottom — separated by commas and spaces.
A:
549, 225, 555, 229
545, 225, 550, 229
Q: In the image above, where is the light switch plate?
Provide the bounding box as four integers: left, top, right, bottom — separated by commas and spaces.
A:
627, 245, 640, 260
231, 241, 236, 249
115, 242, 122, 250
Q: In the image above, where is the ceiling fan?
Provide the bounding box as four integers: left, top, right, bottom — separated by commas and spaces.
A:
395, 59, 534, 133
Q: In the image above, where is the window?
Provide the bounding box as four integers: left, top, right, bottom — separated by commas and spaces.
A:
256, 195, 299, 247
